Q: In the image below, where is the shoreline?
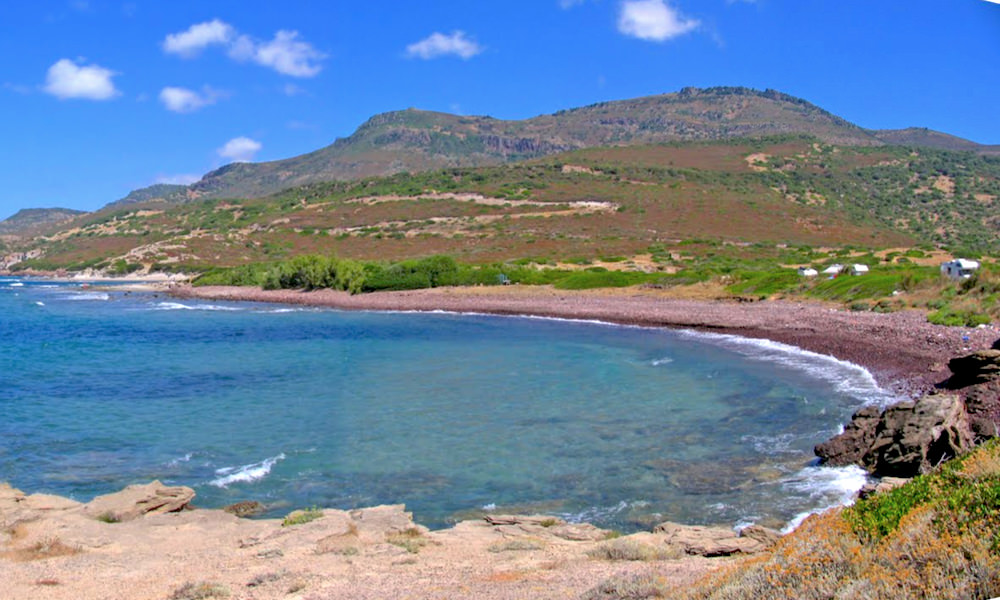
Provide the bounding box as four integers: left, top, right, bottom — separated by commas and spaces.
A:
173, 284, 999, 398
5, 282, 998, 598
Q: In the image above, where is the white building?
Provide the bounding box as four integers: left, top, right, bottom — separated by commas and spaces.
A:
821, 264, 844, 276
798, 267, 818, 277
940, 259, 980, 280
850, 264, 870, 276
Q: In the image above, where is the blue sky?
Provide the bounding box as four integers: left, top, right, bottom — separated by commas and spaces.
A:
1, 0, 998, 219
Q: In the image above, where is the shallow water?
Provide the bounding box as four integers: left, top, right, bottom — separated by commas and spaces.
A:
0, 278, 894, 531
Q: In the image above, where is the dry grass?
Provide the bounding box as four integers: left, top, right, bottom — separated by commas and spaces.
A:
386, 527, 429, 554
3, 537, 81, 562
168, 581, 231, 600
582, 572, 671, 600
488, 539, 543, 553
586, 538, 682, 562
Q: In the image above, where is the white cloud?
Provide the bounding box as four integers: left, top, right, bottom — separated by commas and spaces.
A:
406, 31, 483, 60
154, 173, 201, 185
559, 0, 587, 7
164, 21, 325, 77
159, 86, 222, 113
618, 0, 699, 42
242, 30, 325, 77
43, 59, 119, 100
218, 137, 262, 162
163, 19, 235, 58
281, 83, 306, 96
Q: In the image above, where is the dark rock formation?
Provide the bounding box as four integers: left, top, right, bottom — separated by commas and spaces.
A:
815, 405, 881, 467
223, 500, 265, 518
817, 394, 975, 478
863, 394, 974, 477
948, 349, 1000, 387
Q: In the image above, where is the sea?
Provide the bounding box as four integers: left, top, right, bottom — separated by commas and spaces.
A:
0, 277, 898, 532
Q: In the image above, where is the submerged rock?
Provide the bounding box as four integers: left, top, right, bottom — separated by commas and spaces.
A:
84, 480, 194, 522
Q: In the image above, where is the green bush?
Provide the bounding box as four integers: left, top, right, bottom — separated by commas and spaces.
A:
281, 507, 323, 527
726, 269, 802, 296
928, 309, 992, 327
553, 271, 659, 290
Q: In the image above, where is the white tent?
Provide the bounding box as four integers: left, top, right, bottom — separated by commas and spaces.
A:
940, 259, 980, 279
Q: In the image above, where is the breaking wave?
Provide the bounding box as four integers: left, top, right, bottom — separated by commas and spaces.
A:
209, 453, 286, 488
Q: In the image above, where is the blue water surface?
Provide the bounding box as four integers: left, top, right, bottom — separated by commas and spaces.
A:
0, 277, 891, 531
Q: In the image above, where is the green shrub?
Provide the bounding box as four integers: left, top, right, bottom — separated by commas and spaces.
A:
553, 271, 659, 290
281, 507, 323, 527
726, 269, 802, 296
928, 309, 992, 327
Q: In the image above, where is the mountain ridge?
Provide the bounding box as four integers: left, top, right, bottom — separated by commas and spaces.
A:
0, 208, 87, 236
102, 86, 997, 211
7, 86, 997, 227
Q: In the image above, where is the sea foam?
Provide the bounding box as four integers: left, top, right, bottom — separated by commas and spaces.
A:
675, 329, 898, 408
210, 453, 286, 488
779, 464, 868, 533
64, 292, 110, 301
153, 301, 242, 312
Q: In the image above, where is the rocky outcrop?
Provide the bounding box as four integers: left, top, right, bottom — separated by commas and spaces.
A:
83, 480, 194, 522
815, 405, 882, 467
817, 394, 975, 478
858, 476, 910, 499
863, 394, 975, 477
948, 349, 1000, 387
652, 522, 780, 557
223, 500, 265, 518
482, 514, 608, 542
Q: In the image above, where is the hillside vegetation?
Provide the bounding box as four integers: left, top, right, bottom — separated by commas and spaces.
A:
89, 87, 999, 204
6, 136, 1000, 323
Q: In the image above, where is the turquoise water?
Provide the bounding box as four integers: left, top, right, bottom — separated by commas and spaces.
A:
0, 277, 892, 531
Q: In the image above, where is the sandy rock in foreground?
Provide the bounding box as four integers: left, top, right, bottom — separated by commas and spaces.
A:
83, 480, 195, 523
1, 483, 725, 600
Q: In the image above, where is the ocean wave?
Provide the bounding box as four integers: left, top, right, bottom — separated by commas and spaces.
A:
651, 357, 674, 366
557, 500, 643, 524
9, 282, 24, 287
167, 452, 194, 467
209, 453, 286, 488
741, 433, 807, 455
152, 301, 243, 312
63, 292, 110, 301
778, 464, 868, 533
675, 329, 898, 407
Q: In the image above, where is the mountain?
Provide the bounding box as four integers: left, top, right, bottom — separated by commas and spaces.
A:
105, 87, 998, 209
185, 87, 881, 201
13, 136, 1000, 276
108, 184, 191, 208
872, 128, 1000, 156
0, 208, 86, 236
